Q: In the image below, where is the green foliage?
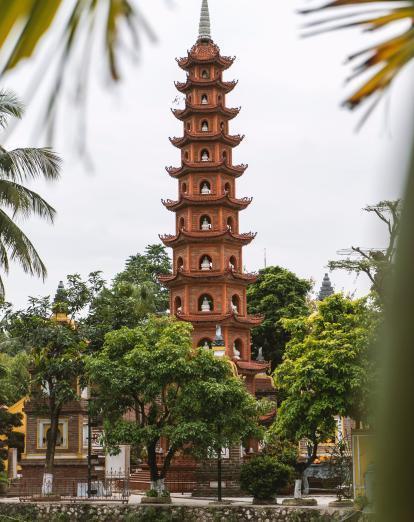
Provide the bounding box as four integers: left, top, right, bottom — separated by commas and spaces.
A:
262, 432, 298, 469
328, 439, 353, 501
247, 266, 312, 368
0, 90, 61, 297
146, 489, 158, 498
0, 406, 22, 473
0, 351, 29, 404
86, 316, 262, 482
274, 294, 379, 463
240, 455, 293, 500
114, 244, 171, 313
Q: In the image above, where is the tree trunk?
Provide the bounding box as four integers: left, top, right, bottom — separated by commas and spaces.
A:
217, 447, 222, 502
147, 441, 164, 492
302, 441, 318, 496
42, 410, 59, 495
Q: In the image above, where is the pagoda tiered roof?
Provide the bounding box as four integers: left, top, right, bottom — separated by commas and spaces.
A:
169, 130, 244, 148
236, 360, 270, 374
162, 194, 252, 211
159, 229, 257, 247
166, 160, 248, 179
175, 310, 264, 327
172, 103, 240, 121
158, 268, 257, 287
175, 78, 238, 94
176, 41, 235, 71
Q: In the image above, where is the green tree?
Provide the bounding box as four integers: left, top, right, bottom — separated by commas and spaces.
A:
273, 294, 378, 467
328, 201, 401, 304
240, 455, 293, 501
0, 364, 22, 473
0, 90, 61, 296
114, 244, 171, 313
86, 316, 262, 492
247, 266, 312, 369
0, 351, 30, 405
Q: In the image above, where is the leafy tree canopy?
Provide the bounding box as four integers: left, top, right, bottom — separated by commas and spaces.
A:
247, 266, 312, 369
86, 316, 263, 486
273, 294, 379, 464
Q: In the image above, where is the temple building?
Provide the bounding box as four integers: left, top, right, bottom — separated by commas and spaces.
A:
159, 0, 270, 395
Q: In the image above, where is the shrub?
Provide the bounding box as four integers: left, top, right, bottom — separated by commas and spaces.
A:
240, 455, 293, 500
146, 489, 158, 497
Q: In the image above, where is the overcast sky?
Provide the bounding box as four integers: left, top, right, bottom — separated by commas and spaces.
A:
3, 0, 413, 308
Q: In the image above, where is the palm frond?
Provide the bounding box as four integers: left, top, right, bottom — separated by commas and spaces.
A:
0, 90, 23, 128
302, 0, 414, 112
0, 180, 56, 222
0, 208, 47, 280
0, 147, 61, 183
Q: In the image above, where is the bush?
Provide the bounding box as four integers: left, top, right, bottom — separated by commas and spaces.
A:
240, 455, 293, 500
146, 489, 158, 497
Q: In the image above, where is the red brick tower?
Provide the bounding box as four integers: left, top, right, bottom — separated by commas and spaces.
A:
160, 0, 267, 392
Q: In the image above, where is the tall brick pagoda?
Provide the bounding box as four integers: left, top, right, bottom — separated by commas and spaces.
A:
160, 0, 268, 393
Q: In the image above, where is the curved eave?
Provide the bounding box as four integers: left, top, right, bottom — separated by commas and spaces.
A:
176, 312, 263, 327
176, 55, 235, 71
172, 104, 241, 121
159, 229, 257, 247
175, 79, 238, 94
236, 360, 271, 375
170, 131, 245, 149
158, 269, 257, 287
165, 161, 248, 179
162, 195, 252, 212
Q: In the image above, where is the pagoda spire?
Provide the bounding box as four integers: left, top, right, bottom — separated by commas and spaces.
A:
318, 273, 334, 301
198, 0, 211, 41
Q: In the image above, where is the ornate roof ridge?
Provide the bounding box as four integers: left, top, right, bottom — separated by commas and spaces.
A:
171, 103, 241, 121
158, 268, 258, 285
161, 194, 253, 210
159, 229, 257, 246
165, 160, 248, 178
175, 78, 238, 93
169, 130, 245, 148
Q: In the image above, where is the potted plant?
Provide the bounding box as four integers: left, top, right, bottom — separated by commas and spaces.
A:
0, 472, 9, 496
240, 456, 293, 504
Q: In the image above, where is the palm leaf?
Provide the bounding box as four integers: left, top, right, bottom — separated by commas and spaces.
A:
0, 147, 61, 183
0, 90, 23, 128
0, 208, 47, 280
302, 0, 414, 112
0, 180, 56, 222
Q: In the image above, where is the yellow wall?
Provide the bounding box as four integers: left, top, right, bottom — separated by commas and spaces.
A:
352, 431, 375, 498
1, 397, 27, 472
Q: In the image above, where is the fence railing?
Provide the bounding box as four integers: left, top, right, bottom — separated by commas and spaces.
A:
16, 473, 129, 503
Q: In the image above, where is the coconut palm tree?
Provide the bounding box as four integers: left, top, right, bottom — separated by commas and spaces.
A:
0, 90, 61, 296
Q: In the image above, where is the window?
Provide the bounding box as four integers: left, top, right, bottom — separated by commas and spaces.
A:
184, 151, 189, 160
229, 256, 237, 271
38, 419, 68, 450
201, 94, 208, 105
222, 150, 228, 161
224, 182, 231, 195
218, 94, 222, 103
181, 182, 187, 193
174, 296, 183, 314
186, 121, 191, 131
201, 149, 210, 162
179, 217, 185, 230
200, 180, 211, 194
177, 257, 184, 271
227, 216, 235, 231
199, 294, 214, 312
200, 215, 212, 231
231, 295, 240, 314
200, 255, 213, 271
220, 121, 225, 131
198, 338, 212, 349
233, 339, 243, 359
201, 120, 209, 132
201, 69, 209, 79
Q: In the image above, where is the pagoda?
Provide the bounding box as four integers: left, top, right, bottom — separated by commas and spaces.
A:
318, 273, 334, 300
160, 0, 268, 392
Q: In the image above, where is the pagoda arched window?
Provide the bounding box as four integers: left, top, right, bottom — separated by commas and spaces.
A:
233, 339, 243, 360
201, 94, 208, 105
200, 255, 213, 271
201, 120, 209, 132
184, 151, 189, 160
201, 69, 209, 79
179, 217, 185, 230
229, 256, 237, 271
227, 216, 235, 231
218, 94, 222, 104
186, 121, 191, 131
201, 149, 210, 162
200, 215, 212, 231
174, 296, 183, 314
200, 180, 211, 194
224, 182, 231, 195
222, 150, 228, 161
199, 294, 214, 313
231, 295, 240, 314
198, 338, 212, 350
177, 257, 184, 271
181, 182, 187, 194
220, 121, 225, 131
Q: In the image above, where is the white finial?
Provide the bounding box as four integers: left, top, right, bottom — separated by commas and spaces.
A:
198, 0, 211, 41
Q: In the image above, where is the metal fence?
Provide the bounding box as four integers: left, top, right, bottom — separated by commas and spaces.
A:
17, 473, 129, 503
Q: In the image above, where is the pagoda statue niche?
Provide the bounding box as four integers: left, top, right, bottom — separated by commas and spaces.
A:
159, 0, 269, 392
